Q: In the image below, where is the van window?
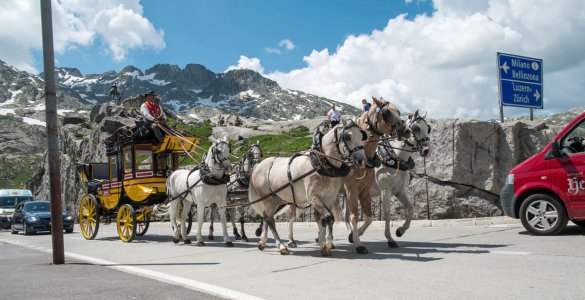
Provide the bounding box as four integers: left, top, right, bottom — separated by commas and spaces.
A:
0, 196, 34, 208
561, 120, 585, 154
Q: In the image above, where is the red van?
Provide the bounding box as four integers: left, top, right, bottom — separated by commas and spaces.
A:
500, 111, 585, 235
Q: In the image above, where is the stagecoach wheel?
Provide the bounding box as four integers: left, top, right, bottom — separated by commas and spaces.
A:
79, 194, 100, 240
135, 210, 150, 237
520, 194, 568, 235
186, 209, 194, 235
117, 204, 137, 242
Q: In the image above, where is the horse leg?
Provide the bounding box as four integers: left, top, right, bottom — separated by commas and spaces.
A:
382, 189, 398, 248
239, 207, 248, 242
312, 200, 333, 256
196, 201, 205, 246
170, 201, 181, 244
347, 191, 368, 254
219, 206, 234, 247
395, 188, 413, 238
181, 201, 192, 244
257, 215, 269, 251
352, 190, 373, 254
208, 204, 215, 240
287, 205, 297, 248
255, 219, 263, 237
230, 208, 242, 240
265, 214, 289, 255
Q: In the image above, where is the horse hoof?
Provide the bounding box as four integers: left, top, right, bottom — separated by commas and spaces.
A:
257, 243, 265, 251
226, 241, 234, 247
172, 238, 180, 244
396, 228, 404, 237
279, 248, 290, 255
208, 235, 215, 240
356, 246, 369, 254
348, 233, 354, 244
255, 228, 262, 237
235, 234, 242, 240
197, 241, 206, 247
288, 241, 297, 248
242, 236, 249, 243
321, 246, 332, 257
387, 241, 399, 248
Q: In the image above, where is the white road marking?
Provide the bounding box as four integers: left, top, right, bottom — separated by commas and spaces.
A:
489, 250, 530, 255
0, 237, 264, 300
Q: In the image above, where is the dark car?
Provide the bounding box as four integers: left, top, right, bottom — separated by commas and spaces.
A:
10, 201, 74, 235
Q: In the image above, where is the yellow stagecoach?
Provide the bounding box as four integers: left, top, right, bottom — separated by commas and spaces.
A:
77, 125, 199, 242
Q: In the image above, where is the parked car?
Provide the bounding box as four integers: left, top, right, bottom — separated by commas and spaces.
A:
10, 201, 74, 235
501, 111, 585, 235
0, 189, 34, 229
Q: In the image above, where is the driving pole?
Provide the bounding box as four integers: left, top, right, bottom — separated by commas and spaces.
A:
40, 0, 65, 265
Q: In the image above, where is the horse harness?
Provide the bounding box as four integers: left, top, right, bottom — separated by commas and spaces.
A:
164, 142, 231, 204
377, 144, 415, 170
242, 122, 364, 209
365, 101, 405, 137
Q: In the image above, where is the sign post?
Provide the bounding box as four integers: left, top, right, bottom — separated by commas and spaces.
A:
497, 53, 543, 122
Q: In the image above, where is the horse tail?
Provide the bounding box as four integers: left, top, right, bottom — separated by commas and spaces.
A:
153, 203, 170, 217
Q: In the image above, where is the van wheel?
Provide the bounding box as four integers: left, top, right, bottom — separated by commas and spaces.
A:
572, 220, 585, 228
520, 194, 568, 235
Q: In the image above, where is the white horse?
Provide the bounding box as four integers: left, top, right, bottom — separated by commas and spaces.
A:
248, 119, 367, 256
372, 110, 432, 248
165, 137, 233, 246
209, 141, 263, 242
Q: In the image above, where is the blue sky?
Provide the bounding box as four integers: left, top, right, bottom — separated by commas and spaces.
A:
2, 0, 585, 120
42, 0, 434, 75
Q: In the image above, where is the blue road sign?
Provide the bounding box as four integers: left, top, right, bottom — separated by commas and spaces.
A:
497, 53, 543, 109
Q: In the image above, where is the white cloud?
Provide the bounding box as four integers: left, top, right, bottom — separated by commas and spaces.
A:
0, 0, 164, 72
225, 55, 265, 74
279, 39, 295, 50
265, 47, 281, 55
265, 0, 585, 120
265, 39, 296, 55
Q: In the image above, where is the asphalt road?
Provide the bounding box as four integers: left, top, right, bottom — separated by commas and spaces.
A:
1, 219, 585, 300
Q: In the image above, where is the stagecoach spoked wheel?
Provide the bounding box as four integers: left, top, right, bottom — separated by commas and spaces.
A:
136, 210, 150, 237
79, 194, 100, 240
117, 204, 137, 242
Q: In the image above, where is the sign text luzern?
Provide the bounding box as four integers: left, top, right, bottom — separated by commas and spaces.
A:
497, 53, 543, 109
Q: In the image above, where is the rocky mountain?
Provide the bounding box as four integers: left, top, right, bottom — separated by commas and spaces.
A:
53, 63, 361, 120
0, 59, 357, 188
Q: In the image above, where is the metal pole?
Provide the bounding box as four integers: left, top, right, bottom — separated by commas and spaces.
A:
499, 104, 504, 123
530, 108, 534, 121
424, 157, 430, 220
40, 0, 65, 265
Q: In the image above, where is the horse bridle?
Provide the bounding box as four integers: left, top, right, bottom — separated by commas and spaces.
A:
366, 102, 405, 137
405, 117, 431, 150
212, 141, 232, 167
333, 122, 366, 161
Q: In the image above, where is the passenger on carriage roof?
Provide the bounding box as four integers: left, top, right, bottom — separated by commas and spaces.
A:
140, 90, 167, 143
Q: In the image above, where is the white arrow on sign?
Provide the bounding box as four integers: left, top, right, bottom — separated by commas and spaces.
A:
534, 89, 541, 102
500, 61, 509, 74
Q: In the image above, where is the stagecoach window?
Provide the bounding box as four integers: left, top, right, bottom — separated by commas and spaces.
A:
136, 149, 153, 171
109, 156, 118, 180
123, 146, 133, 173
